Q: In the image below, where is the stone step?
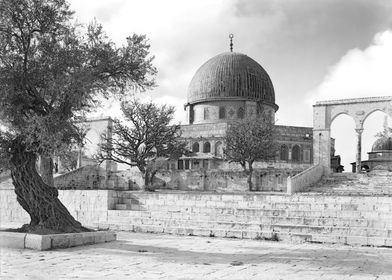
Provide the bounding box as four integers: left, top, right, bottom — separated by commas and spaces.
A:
109, 213, 392, 228
115, 204, 128, 210
121, 198, 140, 205
108, 208, 392, 222
114, 204, 392, 218
100, 222, 392, 247
135, 201, 392, 212
115, 204, 145, 211
106, 214, 392, 237
115, 193, 392, 205
117, 196, 392, 207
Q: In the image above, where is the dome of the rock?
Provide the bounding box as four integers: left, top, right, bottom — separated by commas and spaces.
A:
187, 52, 277, 110
372, 137, 392, 151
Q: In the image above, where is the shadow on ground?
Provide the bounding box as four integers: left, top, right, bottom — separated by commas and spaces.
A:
55, 233, 392, 276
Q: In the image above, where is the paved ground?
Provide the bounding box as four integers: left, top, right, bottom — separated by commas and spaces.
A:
1, 231, 392, 280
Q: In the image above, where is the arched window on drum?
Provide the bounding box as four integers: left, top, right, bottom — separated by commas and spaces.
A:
215, 141, 223, 156
292, 145, 301, 162
280, 145, 288, 161
192, 142, 200, 153
203, 142, 211, 153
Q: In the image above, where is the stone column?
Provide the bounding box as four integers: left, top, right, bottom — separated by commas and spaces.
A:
355, 128, 363, 173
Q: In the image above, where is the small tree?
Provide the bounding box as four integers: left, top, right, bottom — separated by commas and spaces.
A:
224, 115, 277, 190
98, 99, 187, 189
0, 0, 156, 233
375, 126, 392, 140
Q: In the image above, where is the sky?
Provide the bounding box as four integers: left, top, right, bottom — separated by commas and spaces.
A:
68, 0, 392, 170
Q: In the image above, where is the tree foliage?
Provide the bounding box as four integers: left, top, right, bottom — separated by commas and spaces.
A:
98, 99, 187, 188
0, 0, 156, 232
0, 0, 156, 157
224, 115, 277, 190
375, 127, 392, 139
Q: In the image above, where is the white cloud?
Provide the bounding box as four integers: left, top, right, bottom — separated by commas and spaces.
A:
308, 30, 392, 170
309, 30, 392, 103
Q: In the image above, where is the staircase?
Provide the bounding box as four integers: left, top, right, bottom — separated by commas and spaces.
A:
303, 171, 392, 196
104, 188, 392, 247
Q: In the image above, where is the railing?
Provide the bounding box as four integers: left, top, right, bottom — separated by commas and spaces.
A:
287, 164, 327, 195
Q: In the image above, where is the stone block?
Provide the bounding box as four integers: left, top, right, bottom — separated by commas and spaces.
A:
384, 238, 392, 247
346, 236, 367, 246
51, 234, 71, 249
82, 232, 95, 245
0, 232, 26, 249
225, 230, 242, 238
69, 233, 84, 247
367, 237, 386, 247
25, 234, 51, 250
94, 232, 106, 243
290, 233, 312, 243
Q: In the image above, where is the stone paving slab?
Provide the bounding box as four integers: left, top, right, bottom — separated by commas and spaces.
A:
1, 231, 392, 279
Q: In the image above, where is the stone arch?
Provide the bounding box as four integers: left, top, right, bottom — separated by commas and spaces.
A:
192, 142, 200, 153
362, 108, 387, 124
215, 141, 223, 156
330, 112, 355, 126
203, 142, 211, 153
280, 145, 289, 161
313, 96, 392, 173
292, 145, 301, 162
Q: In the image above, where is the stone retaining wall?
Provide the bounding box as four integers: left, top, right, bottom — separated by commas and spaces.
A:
2, 188, 392, 247
0, 189, 116, 228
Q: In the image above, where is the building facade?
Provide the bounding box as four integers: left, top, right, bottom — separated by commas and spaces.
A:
173, 51, 314, 173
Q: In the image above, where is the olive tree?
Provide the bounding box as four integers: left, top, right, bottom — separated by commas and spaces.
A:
0, 0, 156, 233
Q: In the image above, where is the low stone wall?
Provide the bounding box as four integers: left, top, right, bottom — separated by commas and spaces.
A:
54, 165, 108, 190
286, 164, 327, 194
115, 168, 303, 192
0, 188, 116, 228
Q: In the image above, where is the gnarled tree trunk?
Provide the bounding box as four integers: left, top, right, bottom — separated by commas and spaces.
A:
39, 155, 54, 187
9, 142, 89, 233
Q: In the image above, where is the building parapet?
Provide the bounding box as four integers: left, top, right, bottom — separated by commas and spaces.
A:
314, 96, 392, 106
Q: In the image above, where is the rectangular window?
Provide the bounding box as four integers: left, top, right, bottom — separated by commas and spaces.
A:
185, 159, 190, 170
304, 149, 310, 163
178, 160, 184, 170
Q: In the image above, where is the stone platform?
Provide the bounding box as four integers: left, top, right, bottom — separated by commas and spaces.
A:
2, 171, 392, 248
105, 189, 392, 247
0, 230, 116, 250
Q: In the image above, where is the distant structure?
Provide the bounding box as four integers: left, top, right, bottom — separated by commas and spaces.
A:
53, 37, 344, 192
178, 46, 313, 170
351, 119, 392, 172
158, 36, 336, 192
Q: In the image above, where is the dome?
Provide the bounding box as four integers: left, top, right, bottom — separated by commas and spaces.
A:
372, 137, 392, 151
187, 52, 277, 110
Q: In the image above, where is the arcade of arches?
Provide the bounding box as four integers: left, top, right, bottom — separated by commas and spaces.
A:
313, 96, 392, 173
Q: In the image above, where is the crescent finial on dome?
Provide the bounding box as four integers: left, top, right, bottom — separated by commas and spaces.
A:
229, 34, 234, 52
